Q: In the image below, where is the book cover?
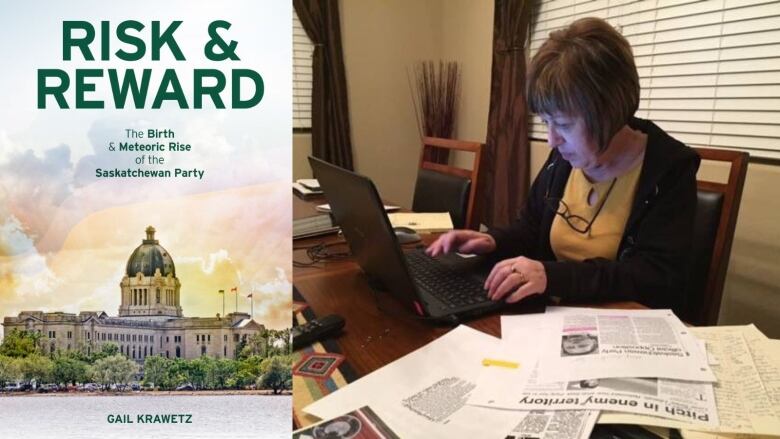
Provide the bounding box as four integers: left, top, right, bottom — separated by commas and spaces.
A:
0, 1, 292, 437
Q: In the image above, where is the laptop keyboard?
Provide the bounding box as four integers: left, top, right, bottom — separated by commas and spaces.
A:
405, 249, 491, 309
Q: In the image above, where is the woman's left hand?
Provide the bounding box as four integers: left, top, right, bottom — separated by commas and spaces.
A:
484, 256, 548, 303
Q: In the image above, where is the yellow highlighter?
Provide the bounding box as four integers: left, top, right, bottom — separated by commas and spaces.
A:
482, 358, 520, 369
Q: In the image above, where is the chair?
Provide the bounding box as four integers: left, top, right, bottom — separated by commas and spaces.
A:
412, 137, 484, 230
682, 147, 748, 326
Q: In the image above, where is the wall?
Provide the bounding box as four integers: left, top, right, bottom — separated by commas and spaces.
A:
715, 163, 780, 336
293, 0, 494, 206
338, 0, 443, 207
441, 0, 494, 150
293, 133, 312, 179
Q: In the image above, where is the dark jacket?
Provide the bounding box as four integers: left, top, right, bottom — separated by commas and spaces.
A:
488, 118, 700, 310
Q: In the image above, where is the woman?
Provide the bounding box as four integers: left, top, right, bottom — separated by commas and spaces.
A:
426, 17, 699, 311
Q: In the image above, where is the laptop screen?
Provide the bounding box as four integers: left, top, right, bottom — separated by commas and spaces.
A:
308, 156, 422, 311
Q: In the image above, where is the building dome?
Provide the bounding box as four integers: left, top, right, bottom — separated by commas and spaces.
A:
125, 226, 176, 277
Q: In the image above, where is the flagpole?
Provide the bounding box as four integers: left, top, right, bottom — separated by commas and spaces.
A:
249, 292, 254, 319
219, 289, 225, 317
245, 292, 255, 320
234, 287, 238, 313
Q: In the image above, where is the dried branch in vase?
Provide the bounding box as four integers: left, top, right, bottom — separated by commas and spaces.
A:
412, 61, 460, 163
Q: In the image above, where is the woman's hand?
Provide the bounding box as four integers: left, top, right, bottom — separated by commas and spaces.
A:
484, 256, 547, 303
425, 230, 496, 257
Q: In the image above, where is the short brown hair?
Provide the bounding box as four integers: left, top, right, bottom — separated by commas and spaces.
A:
528, 17, 639, 150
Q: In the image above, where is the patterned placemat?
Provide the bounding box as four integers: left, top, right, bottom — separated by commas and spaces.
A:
292, 286, 359, 428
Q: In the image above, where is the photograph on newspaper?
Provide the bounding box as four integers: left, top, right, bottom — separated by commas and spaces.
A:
293, 406, 401, 439
534, 309, 716, 383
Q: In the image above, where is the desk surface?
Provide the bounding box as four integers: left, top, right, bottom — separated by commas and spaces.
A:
292, 194, 645, 377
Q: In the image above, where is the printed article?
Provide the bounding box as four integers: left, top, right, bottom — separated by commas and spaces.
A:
535, 309, 715, 383
512, 365, 717, 426
504, 410, 599, 439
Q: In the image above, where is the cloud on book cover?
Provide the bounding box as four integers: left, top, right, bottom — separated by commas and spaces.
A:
252, 267, 292, 323
178, 249, 232, 276
0, 232, 61, 300
1, 112, 289, 250
0, 181, 291, 330
0, 143, 76, 253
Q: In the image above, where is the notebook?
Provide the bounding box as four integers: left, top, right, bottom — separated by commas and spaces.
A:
293, 214, 339, 240
293, 181, 323, 199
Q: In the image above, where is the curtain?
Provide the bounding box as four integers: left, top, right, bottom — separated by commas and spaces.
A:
481, 0, 533, 228
293, 0, 354, 170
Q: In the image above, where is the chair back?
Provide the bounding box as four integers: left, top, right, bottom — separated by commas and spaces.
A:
412, 137, 484, 229
683, 147, 748, 326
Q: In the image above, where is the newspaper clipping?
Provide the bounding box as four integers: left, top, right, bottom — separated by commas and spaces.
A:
304, 326, 591, 438
537, 310, 715, 383
402, 377, 599, 439
503, 410, 599, 439
513, 365, 717, 427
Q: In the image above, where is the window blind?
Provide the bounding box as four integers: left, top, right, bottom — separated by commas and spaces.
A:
293, 11, 313, 130
528, 0, 780, 160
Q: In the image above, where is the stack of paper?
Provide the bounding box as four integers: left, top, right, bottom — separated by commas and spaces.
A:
598, 325, 780, 438
297, 179, 321, 190
303, 325, 598, 439
472, 309, 719, 430
302, 308, 780, 438
293, 178, 323, 199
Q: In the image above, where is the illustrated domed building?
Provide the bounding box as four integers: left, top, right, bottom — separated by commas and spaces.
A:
3, 227, 264, 362
120, 226, 183, 318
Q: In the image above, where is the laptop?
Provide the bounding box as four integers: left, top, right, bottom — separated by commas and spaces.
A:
309, 156, 545, 323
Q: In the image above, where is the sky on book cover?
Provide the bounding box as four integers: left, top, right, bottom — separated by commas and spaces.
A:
0, 0, 292, 330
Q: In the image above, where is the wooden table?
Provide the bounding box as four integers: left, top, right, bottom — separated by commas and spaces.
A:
292, 194, 646, 377
292, 195, 657, 436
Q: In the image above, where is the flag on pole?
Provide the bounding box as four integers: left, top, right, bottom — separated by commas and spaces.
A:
231, 287, 238, 292
218, 289, 225, 294
246, 293, 253, 298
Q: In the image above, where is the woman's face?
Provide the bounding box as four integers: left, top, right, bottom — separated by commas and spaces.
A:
540, 112, 601, 170
562, 334, 597, 355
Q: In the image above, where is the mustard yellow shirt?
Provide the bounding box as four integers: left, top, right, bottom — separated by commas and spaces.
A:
550, 162, 643, 262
